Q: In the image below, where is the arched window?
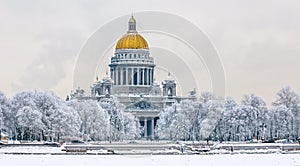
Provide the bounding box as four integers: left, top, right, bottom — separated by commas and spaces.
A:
105, 87, 110, 95
168, 87, 172, 96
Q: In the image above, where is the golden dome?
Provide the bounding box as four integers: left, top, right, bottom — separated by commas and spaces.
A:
115, 15, 149, 50
116, 33, 149, 50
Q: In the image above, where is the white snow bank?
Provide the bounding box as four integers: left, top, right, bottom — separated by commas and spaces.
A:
1, 154, 300, 166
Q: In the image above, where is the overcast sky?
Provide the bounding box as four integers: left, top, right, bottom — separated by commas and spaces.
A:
1, 0, 300, 105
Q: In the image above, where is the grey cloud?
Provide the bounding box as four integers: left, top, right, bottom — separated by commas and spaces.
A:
13, 27, 84, 91
1, 0, 300, 104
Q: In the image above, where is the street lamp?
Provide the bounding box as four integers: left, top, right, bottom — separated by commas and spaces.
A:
291, 116, 294, 141
259, 123, 267, 140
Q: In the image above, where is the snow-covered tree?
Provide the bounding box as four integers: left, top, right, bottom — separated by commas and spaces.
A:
273, 87, 300, 113
100, 98, 140, 141
0, 91, 11, 132
273, 87, 300, 138
234, 105, 256, 141
214, 97, 238, 142
47, 106, 80, 141
62, 105, 82, 139
241, 94, 268, 140
170, 110, 191, 141
16, 106, 44, 140
156, 99, 222, 141
155, 103, 179, 140
68, 99, 109, 141
123, 112, 141, 140
199, 91, 216, 103
99, 98, 125, 141
210, 95, 268, 142
11, 91, 39, 140
200, 100, 224, 141
269, 105, 293, 139
224, 97, 238, 111
172, 100, 203, 141
10, 91, 81, 141
3, 87, 300, 142
35, 91, 81, 141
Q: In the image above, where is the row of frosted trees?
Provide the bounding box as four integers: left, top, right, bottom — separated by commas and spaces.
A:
0, 91, 140, 142
155, 87, 300, 142
0, 86, 299, 142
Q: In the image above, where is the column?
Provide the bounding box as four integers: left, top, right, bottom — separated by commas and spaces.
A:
111, 69, 115, 84
149, 69, 152, 85
147, 69, 149, 85
116, 68, 118, 85
131, 68, 134, 85
110, 69, 113, 80
125, 68, 128, 85
116, 68, 119, 85
137, 68, 140, 85
120, 68, 123, 85
144, 118, 147, 138
144, 68, 148, 85
152, 69, 154, 84
151, 117, 155, 139
148, 69, 150, 85
142, 68, 145, 85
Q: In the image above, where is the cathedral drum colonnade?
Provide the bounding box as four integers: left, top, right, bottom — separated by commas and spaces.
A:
110, 16, 155, 87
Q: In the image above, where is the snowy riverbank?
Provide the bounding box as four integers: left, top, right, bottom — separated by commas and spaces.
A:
1, 142, 300, 155
1, 154, 300, 166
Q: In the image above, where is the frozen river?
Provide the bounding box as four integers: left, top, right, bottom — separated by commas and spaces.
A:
1, 154, 300, 166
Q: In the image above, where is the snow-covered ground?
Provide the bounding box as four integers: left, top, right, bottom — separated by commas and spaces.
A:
1, 154, 300, 166
1, 142, 300, 155
0, 146, 64, 154
1, 143, 300, 166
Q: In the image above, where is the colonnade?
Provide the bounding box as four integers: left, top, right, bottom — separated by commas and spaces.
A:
142, 117, 156, 139
111, 67, 154, 86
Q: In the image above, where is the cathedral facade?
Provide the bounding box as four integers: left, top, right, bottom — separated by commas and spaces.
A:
75, 16, 196, 139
